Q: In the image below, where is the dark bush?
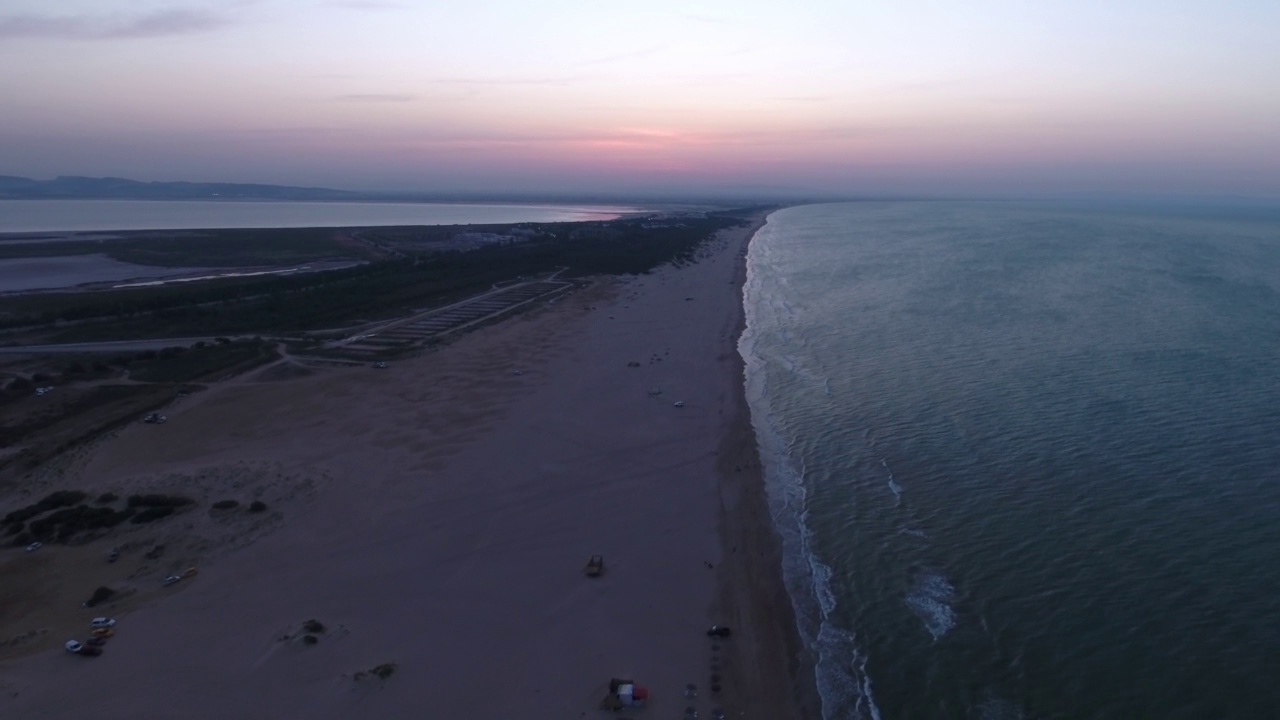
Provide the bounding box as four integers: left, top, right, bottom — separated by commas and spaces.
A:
302, 619, 326, 633
29, 517, 55, 540
23, 504, 137, 541
6, 376, 33, 393
127, 494, 194, 508
96, 492, 119, 504
12, 532, 33, 546
131, 506, 175, 524
248, 501, 267, 513
3, 490, 88, 526
302, 634, 319, 646
211, 499, 239, 510
84, 586, 116, 608
2, 521, 21, 536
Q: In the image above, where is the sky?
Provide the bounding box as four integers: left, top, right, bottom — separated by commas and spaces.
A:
1, 0, 1278, 199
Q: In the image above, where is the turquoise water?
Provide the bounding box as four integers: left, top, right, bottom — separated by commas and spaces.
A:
740, 202, 1280, 719
0, 200, 634, 233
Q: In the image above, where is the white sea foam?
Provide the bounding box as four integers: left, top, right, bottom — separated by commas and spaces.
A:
887, 476, 903, 503
906, 571, 957, 640
881, 459, 904, 504
741, 214, 882, 720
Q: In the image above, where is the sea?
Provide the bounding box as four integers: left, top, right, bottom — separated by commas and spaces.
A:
739, 201, 1280, 719
0, 199, 634, 233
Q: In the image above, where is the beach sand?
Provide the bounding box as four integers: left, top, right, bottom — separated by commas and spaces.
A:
0, 215, 814, 719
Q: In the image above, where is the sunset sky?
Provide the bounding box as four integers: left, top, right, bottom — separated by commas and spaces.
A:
2, 1, 1278, 198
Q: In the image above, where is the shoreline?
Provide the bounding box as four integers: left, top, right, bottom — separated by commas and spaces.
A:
715, 212, 821, 720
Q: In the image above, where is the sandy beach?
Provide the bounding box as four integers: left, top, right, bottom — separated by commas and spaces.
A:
0, 214, 814, 719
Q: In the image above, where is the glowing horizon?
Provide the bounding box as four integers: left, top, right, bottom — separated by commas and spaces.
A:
2, 1, 1278, 198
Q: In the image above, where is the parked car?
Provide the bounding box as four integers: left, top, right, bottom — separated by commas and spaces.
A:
162, 575, 182, 586
143, 413, 167, 424
86, 637, 107, 647
706, 625, 732, 638
65, 640, 83, 653
78, 646, 103, 657
90, 617, 116, 629
24, 542, 42, 552
373, 362, 389, 369
91, 628, 115, 638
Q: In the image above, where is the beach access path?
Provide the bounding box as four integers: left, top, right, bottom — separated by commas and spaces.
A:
0, 214, 809, 719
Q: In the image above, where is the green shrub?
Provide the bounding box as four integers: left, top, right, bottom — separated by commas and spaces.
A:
302, 619, 326, 633
96, 492, 119, 504
248, 501, 267, 513
211, 499, 239, 510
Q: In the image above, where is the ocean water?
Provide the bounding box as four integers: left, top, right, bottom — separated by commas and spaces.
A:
0, 200, 634, 233
740, 201, 1280, 719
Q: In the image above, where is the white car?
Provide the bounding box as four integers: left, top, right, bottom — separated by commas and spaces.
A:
25, 542, 42, 552
90, 617, 116, 629
65, 640, 83, 653
162, 575, 181, 586
673, 401, 685, 408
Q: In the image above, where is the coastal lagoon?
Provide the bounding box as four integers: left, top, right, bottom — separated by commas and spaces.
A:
743, 201, 1280, 719
0, 255, 208, 292
0, 200, 635, 233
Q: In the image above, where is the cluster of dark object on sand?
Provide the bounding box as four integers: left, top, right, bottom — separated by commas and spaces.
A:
587, 554, 732, 715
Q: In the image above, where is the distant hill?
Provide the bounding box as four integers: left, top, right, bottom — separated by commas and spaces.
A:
0, 175, 360, 201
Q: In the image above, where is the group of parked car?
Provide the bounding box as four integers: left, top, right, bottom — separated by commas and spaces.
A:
65, 618, 116, 657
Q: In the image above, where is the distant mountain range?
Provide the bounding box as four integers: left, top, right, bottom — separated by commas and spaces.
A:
0, 175, 360, 201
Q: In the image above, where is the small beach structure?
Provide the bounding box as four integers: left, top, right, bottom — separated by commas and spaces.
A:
584, 555, 605, 577
601, 678, 649, 710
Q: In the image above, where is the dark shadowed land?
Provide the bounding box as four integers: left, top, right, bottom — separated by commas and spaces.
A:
0, 209, 815, 719
0, 175, 361, 201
